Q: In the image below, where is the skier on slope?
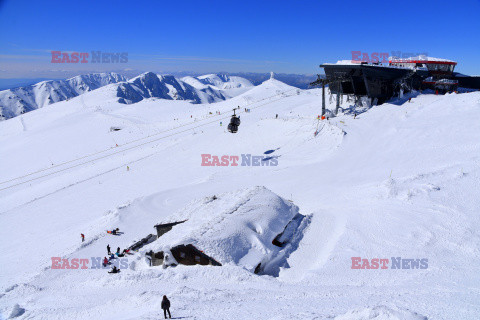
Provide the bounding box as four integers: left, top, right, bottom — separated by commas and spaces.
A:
107, 244, 111, 255
161, 295, 172, 319
81, 233, 85, 242
103, 257, 109, 267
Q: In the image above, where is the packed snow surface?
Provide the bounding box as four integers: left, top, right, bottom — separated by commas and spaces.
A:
0, 76, 479, 319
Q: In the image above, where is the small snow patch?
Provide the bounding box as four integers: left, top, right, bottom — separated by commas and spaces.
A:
333, 305, 427, 320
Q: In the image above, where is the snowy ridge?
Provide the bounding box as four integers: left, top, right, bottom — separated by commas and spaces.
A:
197, 74, 253, 90
0, 72, 126, 120
0, 72, 254, 120
117, 72, 253, 105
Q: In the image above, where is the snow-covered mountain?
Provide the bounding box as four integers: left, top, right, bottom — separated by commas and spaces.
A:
196, 74, 254, 90
0, 72, 254, 120
0, 72, 126, 120
0, 77, 479, 319
117, 72, 253, 105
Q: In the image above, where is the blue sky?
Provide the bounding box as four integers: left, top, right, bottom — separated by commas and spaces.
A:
0, 0, 479, 78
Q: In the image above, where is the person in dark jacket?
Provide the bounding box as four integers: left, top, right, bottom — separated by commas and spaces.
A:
107, 244, 111, 255
161, 295, 171, 319
108, 266, 119, 274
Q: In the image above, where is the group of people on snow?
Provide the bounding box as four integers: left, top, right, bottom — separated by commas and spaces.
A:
81, 231, 173, 318
104, 244, 132, 268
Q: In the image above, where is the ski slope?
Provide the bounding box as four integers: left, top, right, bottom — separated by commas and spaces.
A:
0, 77, 479, 319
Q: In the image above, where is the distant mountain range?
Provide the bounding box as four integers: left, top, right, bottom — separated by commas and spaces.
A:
126, 71, 318, 89
0, 72, 255, 120
0, 73, 126, 120
0, 71, 317, 121
229, 72, 318, 89
116, 72, 253, 105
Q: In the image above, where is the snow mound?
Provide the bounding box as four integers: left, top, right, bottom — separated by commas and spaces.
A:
333, 305, 427, 320
7, 304, 26, 319
145, 186, 299, 271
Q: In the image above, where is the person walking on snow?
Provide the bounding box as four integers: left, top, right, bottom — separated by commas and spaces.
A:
107, 244, 111, 255
81, 233, 85, 242
161, 295, 171, 319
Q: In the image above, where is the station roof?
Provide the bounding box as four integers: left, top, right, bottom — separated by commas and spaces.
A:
389, 55, 457, 65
